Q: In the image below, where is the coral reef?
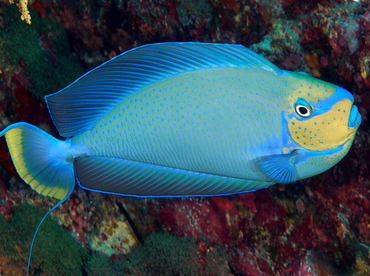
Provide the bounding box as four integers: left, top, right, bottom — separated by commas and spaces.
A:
0, 0, 369, 275
8, 0, 31, 24
0, 4, 84, 101
90, 218, 138, 256
0, 256, 24, 276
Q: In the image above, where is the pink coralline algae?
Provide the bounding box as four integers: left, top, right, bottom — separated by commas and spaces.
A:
0, 0, 370, 275
283, 249, 345, 276
333, 19, 360, 55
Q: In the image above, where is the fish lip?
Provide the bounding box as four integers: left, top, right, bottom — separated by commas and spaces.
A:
348, 105, 362, 128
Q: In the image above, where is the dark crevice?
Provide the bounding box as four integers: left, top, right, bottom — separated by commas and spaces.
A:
116, 201, 143, 243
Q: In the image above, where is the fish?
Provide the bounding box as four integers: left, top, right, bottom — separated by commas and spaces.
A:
0, 42, 362, 273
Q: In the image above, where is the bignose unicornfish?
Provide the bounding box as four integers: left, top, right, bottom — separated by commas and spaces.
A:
0, 43, 362, 274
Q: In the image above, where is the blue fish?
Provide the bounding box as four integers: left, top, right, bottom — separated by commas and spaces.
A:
0, 43, 362, 273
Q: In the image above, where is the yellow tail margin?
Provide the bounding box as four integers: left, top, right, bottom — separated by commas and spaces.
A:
0, 122, 75, 200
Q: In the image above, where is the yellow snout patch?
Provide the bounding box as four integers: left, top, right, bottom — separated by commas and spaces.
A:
288, 99, 357, 151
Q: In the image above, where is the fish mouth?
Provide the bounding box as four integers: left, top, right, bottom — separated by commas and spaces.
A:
348, 105, 362, 128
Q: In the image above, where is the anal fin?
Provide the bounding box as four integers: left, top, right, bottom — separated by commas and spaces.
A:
74, 156, 273, 197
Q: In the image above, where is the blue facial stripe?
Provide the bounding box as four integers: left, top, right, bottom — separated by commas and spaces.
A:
288, 86, 353, 121
297, 142, 347, 164
309, 86, 353, 115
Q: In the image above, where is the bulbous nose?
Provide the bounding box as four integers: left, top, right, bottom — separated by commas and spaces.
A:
348, 105, 362, 128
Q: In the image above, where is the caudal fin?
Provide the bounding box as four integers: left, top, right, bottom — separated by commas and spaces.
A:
0, 122, 76, 274
0, 122, 75, 200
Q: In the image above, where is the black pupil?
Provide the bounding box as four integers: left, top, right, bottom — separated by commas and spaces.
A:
298, 106, 308, 115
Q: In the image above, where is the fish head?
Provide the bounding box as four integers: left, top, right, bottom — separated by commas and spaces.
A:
282, 71, 362, 179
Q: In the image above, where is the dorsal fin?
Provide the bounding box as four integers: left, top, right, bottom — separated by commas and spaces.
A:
46, 42, 281, 137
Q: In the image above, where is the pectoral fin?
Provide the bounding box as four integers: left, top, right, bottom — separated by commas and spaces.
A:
257, 152, 298, 184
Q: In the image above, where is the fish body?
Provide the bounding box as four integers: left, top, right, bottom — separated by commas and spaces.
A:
0, 43, 362, 274
1, 43, 362, 199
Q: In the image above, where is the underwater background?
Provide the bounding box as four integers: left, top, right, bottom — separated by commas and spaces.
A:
0, 0, 369, 275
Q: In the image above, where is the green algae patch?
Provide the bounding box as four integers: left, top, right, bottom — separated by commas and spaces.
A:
85, 232, 201, 276
84, 252, 115, 276
0, 4, 84, 100
122, 232, 200, 276
0, 204, 83, 275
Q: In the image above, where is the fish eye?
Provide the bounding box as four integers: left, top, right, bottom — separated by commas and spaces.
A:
295, 101, 312, 118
